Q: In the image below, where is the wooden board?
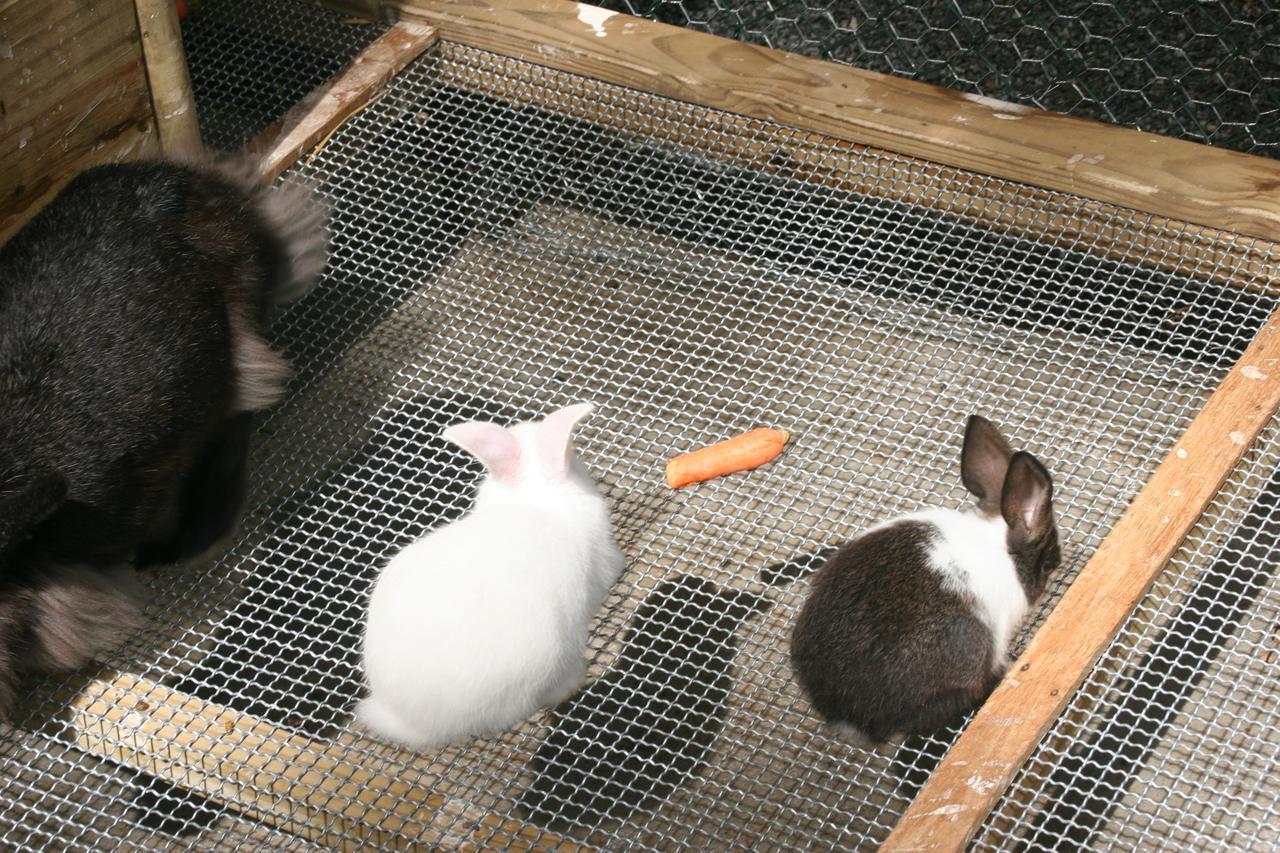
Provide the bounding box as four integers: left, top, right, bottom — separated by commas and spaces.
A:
369, 0, 1280, 245
69, 673, 583, 851
882, 309, 1280, 851
248, 20, 437, 183
134, 0, 201, 155
0, 0, 161, 241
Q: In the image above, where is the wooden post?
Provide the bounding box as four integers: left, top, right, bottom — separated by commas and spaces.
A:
134, 0, 202, 156
882, 309, 1280, 850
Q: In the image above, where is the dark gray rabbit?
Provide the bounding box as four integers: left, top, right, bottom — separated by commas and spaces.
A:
0, 157, 327, 719
791, 415, 1060, 742
518, 574, 769, 831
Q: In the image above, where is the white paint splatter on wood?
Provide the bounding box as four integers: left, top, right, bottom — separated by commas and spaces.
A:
1242, 365, 1268, 380
576, 3, 617, 37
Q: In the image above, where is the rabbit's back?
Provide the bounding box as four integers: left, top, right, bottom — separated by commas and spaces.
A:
913, 508, 1029, 665
0, 163, 290, 550
791, 518, 1000, 739
361, 504, 610, 746
0, 167, 244, 466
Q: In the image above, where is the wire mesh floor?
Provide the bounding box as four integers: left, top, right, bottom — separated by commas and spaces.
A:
977, 420, 1280, 851
181, 0, 385, 150
2, 38, 1279, 850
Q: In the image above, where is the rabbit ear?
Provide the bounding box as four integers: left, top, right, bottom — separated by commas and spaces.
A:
536, 402, 595, 477
960, 415, 1014, 514
1001, 452, 1054, 541
442, 422, 521, 483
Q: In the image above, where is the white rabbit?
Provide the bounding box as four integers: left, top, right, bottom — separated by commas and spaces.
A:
356, 402, 624, 749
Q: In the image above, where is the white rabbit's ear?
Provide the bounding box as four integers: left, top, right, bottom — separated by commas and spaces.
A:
537, 402, 595, 477
442, 422, 521, 483
960, 414, 1014, 515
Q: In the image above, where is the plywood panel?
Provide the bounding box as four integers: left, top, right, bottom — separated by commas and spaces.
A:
0, 0, 160, 241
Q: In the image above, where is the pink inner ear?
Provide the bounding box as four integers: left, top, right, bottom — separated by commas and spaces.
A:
537, 402, 595, 476
441, 422, 521, 483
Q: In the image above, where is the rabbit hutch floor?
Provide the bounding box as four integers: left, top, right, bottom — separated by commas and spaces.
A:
3, 38, 1279, 852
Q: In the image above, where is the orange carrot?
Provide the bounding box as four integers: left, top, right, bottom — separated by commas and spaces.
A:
665, 427, 790, 489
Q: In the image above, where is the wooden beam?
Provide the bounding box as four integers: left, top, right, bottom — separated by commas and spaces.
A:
385, 0, 1280, 245
134, 0, 202, 155
247, 20, 437, 184
881, 309, 1280, 851
70, 673, 583, 851
0, 0, 161, 242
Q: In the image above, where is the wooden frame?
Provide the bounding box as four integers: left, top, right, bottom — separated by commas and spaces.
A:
21, 0, 1280, 848
0, 0, 162, 241
134, 0, 201, 155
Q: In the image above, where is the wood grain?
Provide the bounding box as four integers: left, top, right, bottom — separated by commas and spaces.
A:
134, 0, 202, 155
0, 0, 161, 241
380, 0, 1280, 244
882, 309, 1280, 851
70, 673, 584, 851
247, 20, 437, 184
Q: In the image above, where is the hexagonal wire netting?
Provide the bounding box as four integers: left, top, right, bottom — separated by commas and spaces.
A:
601, 0, 1279, 156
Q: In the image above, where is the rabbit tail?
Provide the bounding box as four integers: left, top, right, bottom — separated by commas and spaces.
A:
0, 559, 142, 722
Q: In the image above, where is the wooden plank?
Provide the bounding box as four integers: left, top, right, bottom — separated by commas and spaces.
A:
881, 309, 1280, 851
134, 0, 202, 155
432, 43, 1276, 293
0, 0, 161, 241
247, 20, 437, 184
69, 673, 584, 851
381, 0, 1280, 245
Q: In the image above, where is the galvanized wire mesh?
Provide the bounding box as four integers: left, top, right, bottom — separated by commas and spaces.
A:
974, 417, 1280, 851
3, 28, 1278, 847
181, 0, 385, 150
601, 0, 1280, 157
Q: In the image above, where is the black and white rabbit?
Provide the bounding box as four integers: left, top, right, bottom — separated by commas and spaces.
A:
518, 574, 770, 831
0, 157, 327, 720
790, 415, 1060, 742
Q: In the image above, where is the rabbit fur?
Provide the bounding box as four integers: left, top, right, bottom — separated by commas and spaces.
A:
358, 402, 625, 749
790, 415, 1060, 742
0, 156, 327, 721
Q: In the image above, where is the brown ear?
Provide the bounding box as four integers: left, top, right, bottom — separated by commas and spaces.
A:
1001, 452, 1054, 541
960, 415, 1014, 514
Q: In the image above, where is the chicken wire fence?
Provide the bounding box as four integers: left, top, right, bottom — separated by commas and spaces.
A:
179, 0, 1280, 158
3, 29, 1279, 848
598, 0, 1280, 157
